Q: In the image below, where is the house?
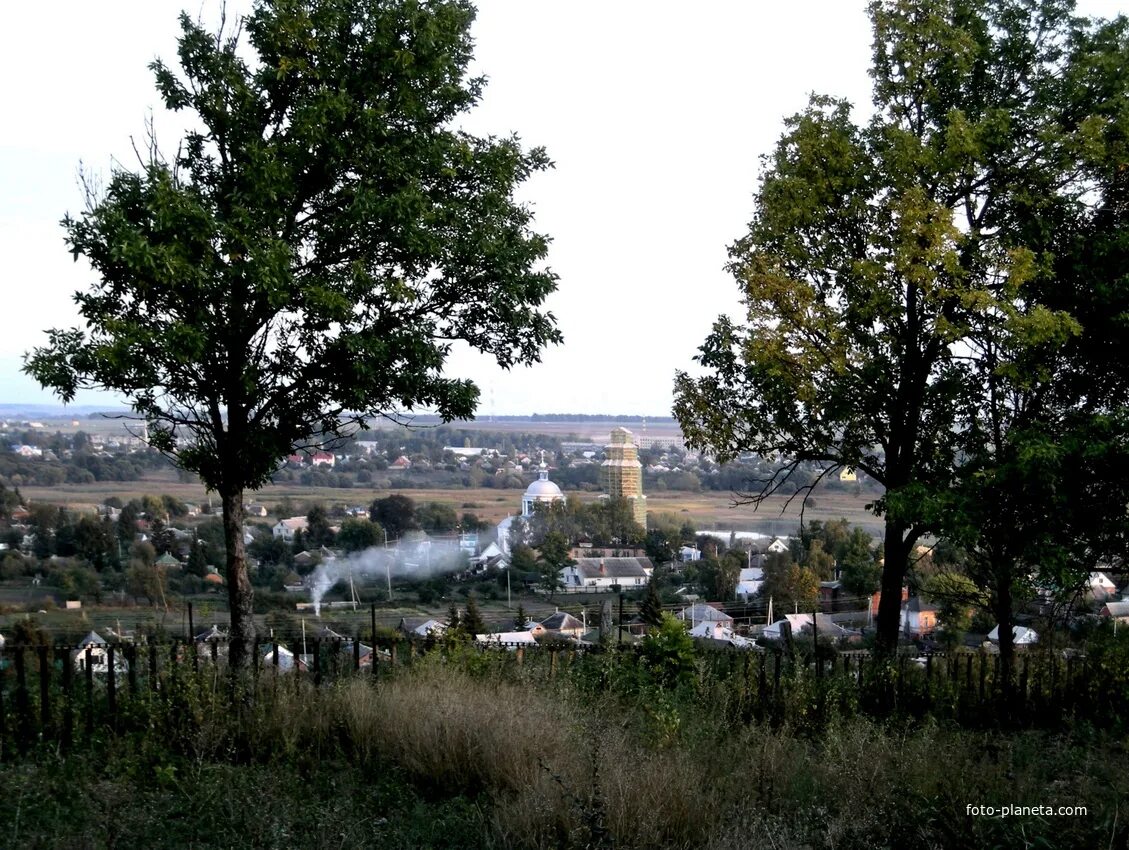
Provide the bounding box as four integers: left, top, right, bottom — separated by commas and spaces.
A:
1086, 572, 1119, 602
819, 580, 842, 612
389, 455, 412, 470
262, 644, 309, 672
900, 596, 938, 637
74, 631, 109, 673
988, 624, 1038, 645
476, 631, 538, 648
871, 586, 909, 618
676, 604, 734, 629
763, 613, 858, 640
688, 620, 755, 648
245, 503, 269, 517
1100, 600, 1129, 623
311, 451, 336, 467
679, 545, 702, 563
273, 516, 309, 542
559, 557, 652, 591
538, 611, 586, 639
155, 551, 183, 569
398, 617, 448, 639
735, 567, 764, 601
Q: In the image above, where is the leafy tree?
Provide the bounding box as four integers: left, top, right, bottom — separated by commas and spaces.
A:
923, 571, 983, 649
839, 530, 881, 599
761, 551, 819, 614
416, 502, 458, 534
639, 613, 698, 689
186, 539, 209, 578
305, 505, 334, 548
25, 0, 559, 666
535, 530, 572, 598
673, 0, 1126, 656
338, 517, 380, 553
462, 594, 486, 638
639, 580, 664, 628
115, 502, 139, 545
370, 495, 418, 541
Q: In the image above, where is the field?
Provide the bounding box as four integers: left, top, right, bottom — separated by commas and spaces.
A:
19, 469, 881, 535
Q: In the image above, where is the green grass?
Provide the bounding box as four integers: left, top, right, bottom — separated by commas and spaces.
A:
1, 646, 1126, 849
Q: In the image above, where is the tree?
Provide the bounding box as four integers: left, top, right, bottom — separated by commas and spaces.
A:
536, 530, 572, 598
512, 603, 529, 631
305, 505, 334, 548
25, 0, 559, 667
462, 594, 486, 638
673, 0, 1126, 656
416, 502, 457, 534
338, 517, 379, 553
639, 580, 664, 629
370, 495, 418, 541
761, 551, 819, 614
186, 539, 209, 578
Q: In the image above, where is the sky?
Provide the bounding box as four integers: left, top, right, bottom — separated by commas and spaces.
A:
1, 1, 1123, 416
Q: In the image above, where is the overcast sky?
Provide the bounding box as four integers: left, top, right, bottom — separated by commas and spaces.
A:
1, 1, 1123, 416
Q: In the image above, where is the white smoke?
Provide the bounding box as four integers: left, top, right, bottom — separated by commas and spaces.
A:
309, 537, 470, 615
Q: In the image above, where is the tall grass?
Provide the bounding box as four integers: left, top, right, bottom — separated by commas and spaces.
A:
3, 649, 1126, 849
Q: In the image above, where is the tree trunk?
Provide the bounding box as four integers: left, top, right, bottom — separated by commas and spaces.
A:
220, 488, 255, 669
874, 522, 911, 658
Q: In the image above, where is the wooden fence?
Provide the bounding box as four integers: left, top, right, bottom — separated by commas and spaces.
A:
0, 636, 1119, 759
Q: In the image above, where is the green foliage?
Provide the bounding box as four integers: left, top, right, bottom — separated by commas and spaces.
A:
370, 495, 418, 541
23, 0, 561, 663
639, 580, 664, 628
337, 516, 380, 553
674, 0, 1129, 656
461, 594, 486, 638
639, 614, 698, 689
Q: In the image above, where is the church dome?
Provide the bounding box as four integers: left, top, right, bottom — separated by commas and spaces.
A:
524, 477, 563, 499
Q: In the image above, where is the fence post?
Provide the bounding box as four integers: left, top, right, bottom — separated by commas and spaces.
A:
515, 645, 524, 666
149, 643, 158, 692
978, 653, 987, 704
550, 649, 558, 680
313, 640, 322, 687
84, 646, 94, 742
107, 645, 117, 733
61, 650, 73, 753
353, 635, 361, 673
127, 644, 138, 698
14, 648, 29, 754
38, 645, 51, 735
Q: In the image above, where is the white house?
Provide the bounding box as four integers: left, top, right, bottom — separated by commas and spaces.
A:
679, 545, 702, 563
74, 631, 110, 673
676, 604, 734, 629
476, 631, 538, 648
1087, 572, 1119, 602
560, 557, 652, 591
735, 567, 764, 601
988, 625, 1039, 645
688, 620, 754, 647
273, 516, 309, 542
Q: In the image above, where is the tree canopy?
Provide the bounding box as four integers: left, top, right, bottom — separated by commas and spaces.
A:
24, 0, 560, 665
674, 0, 1129, 656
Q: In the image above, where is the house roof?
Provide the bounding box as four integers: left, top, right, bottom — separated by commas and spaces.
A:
1103, 601, 1129, 617
677, 604, 734, 624
78, 631, 106, 647
572, 557, 652, 580
195, 625, 228, 642
539, 611, 584, 632
276, 517, 308, 530
155, 552, 181, 567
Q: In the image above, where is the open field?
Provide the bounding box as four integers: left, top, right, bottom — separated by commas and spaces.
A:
20, 472, 882, 535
